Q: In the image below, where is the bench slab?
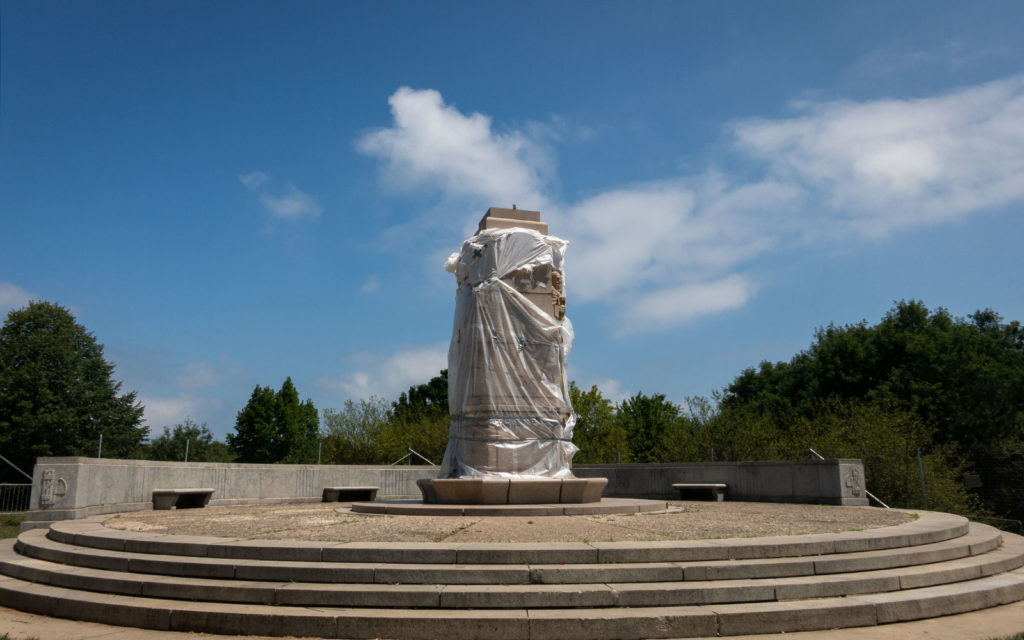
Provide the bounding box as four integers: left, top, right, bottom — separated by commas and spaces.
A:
152, 488, 215, 510
323, 486, 378, 502
672, 483, 727, 502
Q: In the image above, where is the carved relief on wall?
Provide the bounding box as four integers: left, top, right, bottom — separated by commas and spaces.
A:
39, 469, 69, 507
843, 467, 863, 497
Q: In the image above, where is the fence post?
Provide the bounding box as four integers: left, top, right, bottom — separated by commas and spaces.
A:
917, 447, 929, 510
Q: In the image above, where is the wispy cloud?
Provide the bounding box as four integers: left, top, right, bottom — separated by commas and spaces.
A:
176, 361, 223, 389
0, 281, 34, 316
358, 78, 1024, 332
239, 171, 322, 219
618, 275, 758, 333
139, 394, 224, 431
316, 343, 447, 401
568, 370, 631, 404
851, 41, 1014, 80
734, 74, 1024, 238
360, 276, 380, 293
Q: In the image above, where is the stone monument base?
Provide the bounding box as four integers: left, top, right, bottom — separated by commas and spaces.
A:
349, 495, 663, 516
416, 477, 607, 505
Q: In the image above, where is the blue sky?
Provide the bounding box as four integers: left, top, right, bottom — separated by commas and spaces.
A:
2, 1, 1023, 441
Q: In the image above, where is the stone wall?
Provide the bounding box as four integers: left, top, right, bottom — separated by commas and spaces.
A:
574, 460, 869, 505
24, 457, 869, 529
24, 457, 434, 529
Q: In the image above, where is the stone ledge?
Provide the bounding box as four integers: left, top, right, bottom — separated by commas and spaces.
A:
417, 477, 608, 505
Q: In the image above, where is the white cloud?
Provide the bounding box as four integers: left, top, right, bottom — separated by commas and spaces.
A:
618, 274, 758, 332
561, 179, 795, 304
259, 185, 322, 219
360, 276, 380, 293
733, 74, 1024, 237
357, 87, 549, 210
239, 171, 269, 190
593, 378, 629, 403
356, 88, 776, 328
240, 172, 322, 219
139, 394, 222, 431
317, 343, 448, 401
176, 361, 222, 389
0, 281, 34, 316
359, 78, 1024, 332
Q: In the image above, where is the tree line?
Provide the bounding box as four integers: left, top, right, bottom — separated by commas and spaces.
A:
2, 300, 1021, 522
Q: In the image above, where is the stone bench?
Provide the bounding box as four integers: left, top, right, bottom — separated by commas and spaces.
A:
152, 488, 214, 510
672, 483, 727, 502
322, 486, 378, 502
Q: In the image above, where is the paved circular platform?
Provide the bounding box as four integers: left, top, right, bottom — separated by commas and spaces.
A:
1, 508, 1022, 639
349, 496, 667, 516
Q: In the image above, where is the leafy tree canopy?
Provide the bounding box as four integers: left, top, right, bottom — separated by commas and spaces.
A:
569, 383, 622, 464
617, 392, 687, 463
321, 371, 451, 466
147, 418, 233, 463
227, 377, 319, 463
721, 300, 1024, 519
0, 301, 145, 481
391, 369, 448, 426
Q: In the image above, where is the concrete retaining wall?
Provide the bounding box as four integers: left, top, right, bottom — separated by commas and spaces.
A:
574, 460, 869, 505
24, 456, 868, 528
24, 457, 435, 528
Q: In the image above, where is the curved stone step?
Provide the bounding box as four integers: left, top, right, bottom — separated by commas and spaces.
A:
45, 509, 969, 564
4, 528, 1021, 610
1, 562, 1022, 639
15, 524, 1000, 587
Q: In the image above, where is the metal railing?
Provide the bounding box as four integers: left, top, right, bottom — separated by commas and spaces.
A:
391, 447, 437, 466
0, 484, 31, 514
970, 516, 1023, 535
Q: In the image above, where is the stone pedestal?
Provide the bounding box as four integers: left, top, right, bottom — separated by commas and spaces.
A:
417, 477, 608, 505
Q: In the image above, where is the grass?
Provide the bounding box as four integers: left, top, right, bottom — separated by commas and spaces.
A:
0, 514, 24, 539
1, 634, 40, 640
985, 634, 1024, 640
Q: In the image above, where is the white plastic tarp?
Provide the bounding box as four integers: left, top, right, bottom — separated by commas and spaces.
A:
439, 227, 577, 478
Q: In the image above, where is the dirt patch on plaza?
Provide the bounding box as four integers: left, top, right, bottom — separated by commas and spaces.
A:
105, 501, 912, 543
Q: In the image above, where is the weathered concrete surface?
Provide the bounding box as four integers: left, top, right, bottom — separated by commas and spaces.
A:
104, 501, 912, 543
24, 457, 434, 528
2, 598, 1023, 640
25, 457, 871, 528
2, 519, 1024, 640
574, 459, 870, 505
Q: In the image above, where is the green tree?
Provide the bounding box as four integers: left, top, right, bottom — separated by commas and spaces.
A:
721, 300, 1024, 520
569, 382, 624, 463
321, 397, 391, 464
682, 395, 784, 462
0, 301, 145, 480
781, 399, 981, 516
148, 418, 233, 462
381, 370, 450, 464
391, 370, 448, 425
616, 392, 684, 463
227, 377, 319, 463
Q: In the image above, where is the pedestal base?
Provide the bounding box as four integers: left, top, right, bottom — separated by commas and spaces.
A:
349, 496, 664, 516
417, 477, 607, 505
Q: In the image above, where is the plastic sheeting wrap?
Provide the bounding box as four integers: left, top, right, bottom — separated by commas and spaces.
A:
439, 227, 577, 479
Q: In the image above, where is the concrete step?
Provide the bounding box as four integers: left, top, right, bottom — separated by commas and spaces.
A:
4, 529, 1021, 609
15, 524, 1001, 586
44, 509, 970, 564
0, 561, 1022, 639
